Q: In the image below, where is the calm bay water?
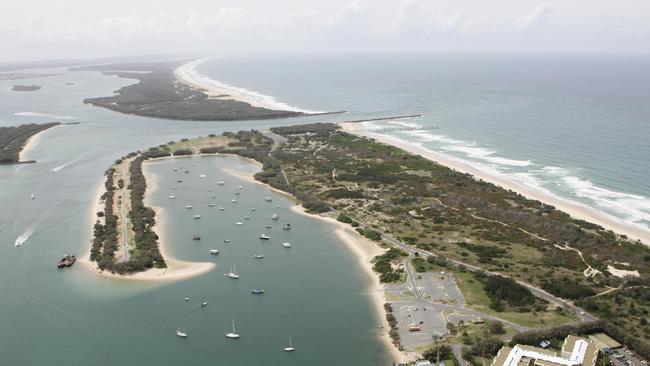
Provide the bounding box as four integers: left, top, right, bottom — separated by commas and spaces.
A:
198, 54, 650, 231
0, 68, 387, 365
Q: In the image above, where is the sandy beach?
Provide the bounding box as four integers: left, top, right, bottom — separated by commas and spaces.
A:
79, 161, 215, 282
18, 130, 44, 161
173, 61, 263, 108
173, 59, 319, 113
339, 122, 650, 246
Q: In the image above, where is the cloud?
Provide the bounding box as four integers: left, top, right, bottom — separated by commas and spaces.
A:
514, 2, 553, 31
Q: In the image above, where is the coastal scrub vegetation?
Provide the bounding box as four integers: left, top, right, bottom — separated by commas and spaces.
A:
0, 123, 59, 164
262, 122, 650, 354
74, 61, 305, 121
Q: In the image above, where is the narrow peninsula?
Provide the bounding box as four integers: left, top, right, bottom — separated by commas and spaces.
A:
0, 123, 60, 164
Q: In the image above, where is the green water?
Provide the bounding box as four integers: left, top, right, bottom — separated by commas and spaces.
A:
0, 70, 390, 365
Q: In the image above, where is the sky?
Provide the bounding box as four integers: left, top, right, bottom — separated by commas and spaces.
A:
2, 0, 650, 62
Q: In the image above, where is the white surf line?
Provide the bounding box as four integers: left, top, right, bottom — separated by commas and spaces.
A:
175, 57, 325, 114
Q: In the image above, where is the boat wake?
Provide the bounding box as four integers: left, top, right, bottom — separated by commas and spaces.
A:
50, 153, 88, 174
178, 58, 324, 114
365, 119, 650, 232
15, 226, 35, 247
14, 112, 76, 120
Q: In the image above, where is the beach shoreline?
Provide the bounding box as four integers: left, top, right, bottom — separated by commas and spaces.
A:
339, 122, 650, 246
173, 59, 321, 114
18, 129, 44, 162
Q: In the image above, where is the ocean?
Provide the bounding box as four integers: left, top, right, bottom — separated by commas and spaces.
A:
196, 54, 650, 232
1, 54, 649, 365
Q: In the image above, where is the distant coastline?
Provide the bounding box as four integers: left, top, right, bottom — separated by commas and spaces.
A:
0, 123, 60, 164
76, 60, 310, 121
339, 122, 650, 246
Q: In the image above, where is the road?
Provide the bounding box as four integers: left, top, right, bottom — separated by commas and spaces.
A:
120, 163, 130, 261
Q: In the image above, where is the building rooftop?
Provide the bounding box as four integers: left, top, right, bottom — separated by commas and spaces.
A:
490, 335, 599, 366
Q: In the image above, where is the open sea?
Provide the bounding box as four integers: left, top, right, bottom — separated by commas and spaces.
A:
0, 54, 649, 365
197, 54, 650, 232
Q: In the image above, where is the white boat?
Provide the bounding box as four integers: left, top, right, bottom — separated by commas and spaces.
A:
259, 234, 270, 240
217, 181, 225, 185
282, 224, 291, 230
224, 264, 239, 279
284, 336, 295, 352
253, 248, 264, 259
200, 174, 206, 178
193, 215, 202, 219
210, 249, 220, 255
176, 328, 188, 338
224, 239, 231, 243
282, 242, 292, 248
265, 196, 273, 202
234, 191, 240, 195
236, 222, 243, 226
238, 185, 243, 189
219, 207, 225, 211
184, 297, 190, 302
200, 301, 208, 307
169, 195, 176, 199
271, 214, 279, 220
208, 203, 216, 207
231, 199, 237, 203
225, 320, 240, 339
243, 216, 251, 220
30, 194, 35, 200
185, 205, 192, 209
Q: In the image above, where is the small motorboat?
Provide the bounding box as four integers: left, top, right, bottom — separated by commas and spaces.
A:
231, 199, 237, 203
193, 215, 202, 219
265, 196, 273, 202
217, 181, 225, 185
219, 207, 225, 211
251, 208, 256, 211
169, 195, 176, 199
192, 235, 201, 240
251, 289, 265, 294
259, 234, 270, 240
238, 185, 243, 189
224, 239, 231, 243
234, 191, 240, 195
236, 222, 243, 226
200, 174, 206, 178
282, 242, 292, 248
176, 328, 188, 338
184, 297, 190, 302
176, 180, 183, 183
282, 224, 291, 230
265, 225, 272, 229
30, 194, 35, 200
271, 214, 279, 220
243, 216, 251, 220
208, 203, 216, 207
210, 249, 220, 255
200, 301, 208, 307
185, 205, 192, 209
